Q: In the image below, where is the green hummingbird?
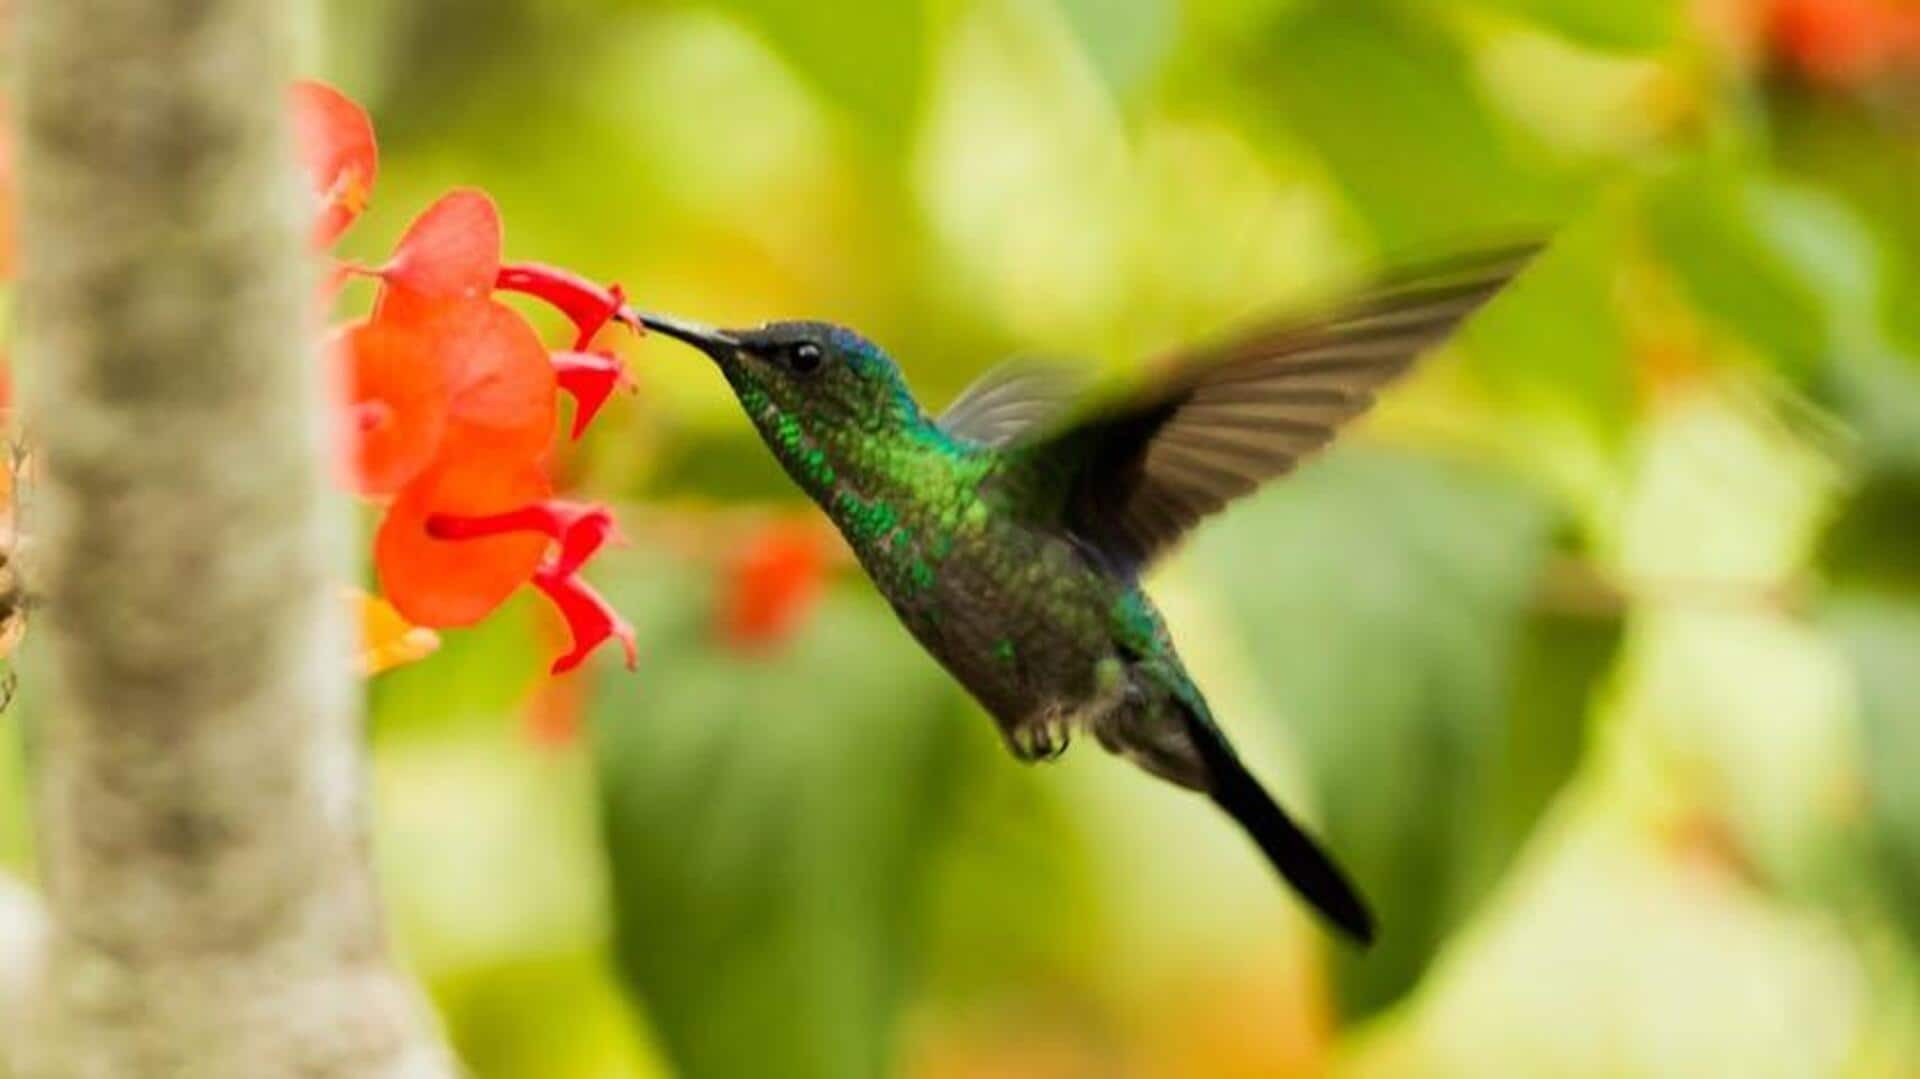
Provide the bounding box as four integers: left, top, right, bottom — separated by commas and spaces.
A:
634, 245, 1538, 944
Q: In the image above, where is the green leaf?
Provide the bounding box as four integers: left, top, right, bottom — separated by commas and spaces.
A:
1187, 449, 1569, 1017
1052, 0, 1177, 98
1371, 796, 1868, 1076
1820, 472, 1920, 599
1644, 166, 1885, 380
1244, 5, 1568, 248
1473, 0, 1677, 53
918, 719, 1108, 1003
431, 951, 662, 1079
1456, 206, 1636, 447
1481, 608, 1621, 884
369, 592, 546, 741
705, 0, 930, 150
1825, 597, 1920, 952
590, 555, 968, 1079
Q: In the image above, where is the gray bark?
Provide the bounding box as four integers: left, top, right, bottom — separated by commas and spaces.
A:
7, 0, 457, 1075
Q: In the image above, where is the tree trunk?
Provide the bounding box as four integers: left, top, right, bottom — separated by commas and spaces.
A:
8, 1, 457, 1075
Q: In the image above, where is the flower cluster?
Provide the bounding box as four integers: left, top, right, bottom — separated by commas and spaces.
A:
294, 81, 637, 675
1758, 0, 1920, 84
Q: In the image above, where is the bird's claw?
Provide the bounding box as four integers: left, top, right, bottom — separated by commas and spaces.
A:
1010, 713, 1071, 763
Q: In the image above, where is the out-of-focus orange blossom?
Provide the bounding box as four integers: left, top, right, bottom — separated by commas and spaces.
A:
717, 515, 832, 652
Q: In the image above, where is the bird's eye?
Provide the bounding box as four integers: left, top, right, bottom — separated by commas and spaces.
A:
790, 342, 824, 375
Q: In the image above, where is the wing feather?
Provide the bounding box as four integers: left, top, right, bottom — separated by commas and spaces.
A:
1021, 243, 1540, 572
938, 360, 1086, 448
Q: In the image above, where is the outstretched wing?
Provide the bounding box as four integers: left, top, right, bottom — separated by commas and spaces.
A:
1016, 244, 1540, 573
938, 360, 1085, 448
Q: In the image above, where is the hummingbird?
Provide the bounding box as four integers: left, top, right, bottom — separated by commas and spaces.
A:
633, 245, 1538, 944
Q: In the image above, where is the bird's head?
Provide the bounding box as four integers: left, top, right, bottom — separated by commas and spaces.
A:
635, 313, 922, 437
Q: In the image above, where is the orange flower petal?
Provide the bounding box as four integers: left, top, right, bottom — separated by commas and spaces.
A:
331, 319, 448, 496
376, 459, 552, 627
289, 80, 378, 248
429, 298, 559, 468
720, 518, 829, 651
381, 188, 502, 304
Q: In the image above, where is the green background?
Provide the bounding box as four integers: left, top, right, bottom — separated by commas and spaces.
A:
26, 0, 1920, 1075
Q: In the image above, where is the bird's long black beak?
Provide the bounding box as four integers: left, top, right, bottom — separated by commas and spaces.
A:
628, 310, 739, 357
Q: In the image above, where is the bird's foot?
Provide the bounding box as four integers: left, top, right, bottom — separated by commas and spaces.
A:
1010, 711, 1072, 763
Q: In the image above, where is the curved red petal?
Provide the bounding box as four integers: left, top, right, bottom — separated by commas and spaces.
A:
534, 569, 637, 674
552, 351, 627, 439
496, 262, 632, 349
289, 81, 378, 248
430, 299, 558, 468
382, 188, 502, 304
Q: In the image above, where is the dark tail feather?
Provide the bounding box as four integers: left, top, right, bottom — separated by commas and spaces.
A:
1179, 711, 1377, 946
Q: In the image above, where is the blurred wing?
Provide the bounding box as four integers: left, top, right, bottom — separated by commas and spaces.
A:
1024, 244, 1540, 573
939, 360, 1085, 448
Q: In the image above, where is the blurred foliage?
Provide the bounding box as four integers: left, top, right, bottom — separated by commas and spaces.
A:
8, 0, 1916, 1076
590, 553, 971, 1079
1186, 449, 1586, 1016
320, 0, 1918, 1072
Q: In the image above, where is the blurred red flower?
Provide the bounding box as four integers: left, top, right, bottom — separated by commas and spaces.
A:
719, 518, 830, 652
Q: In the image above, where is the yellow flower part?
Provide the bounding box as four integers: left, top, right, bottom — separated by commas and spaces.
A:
353, 588, 440, 676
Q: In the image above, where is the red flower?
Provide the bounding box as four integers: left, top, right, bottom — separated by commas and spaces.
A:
420, 298, 558, 470
497, 262, 634, 350
552, 351, 629, 439
376, 458, 553, 627
1767, 0, 1920, 83
534, 569, 636, 675
378, 189, 503, 307
414, 497, 634, 672
719, 518, 830, 651
293, 79, 643, 678
289, 80, 378, 248
330, 318, 447, 496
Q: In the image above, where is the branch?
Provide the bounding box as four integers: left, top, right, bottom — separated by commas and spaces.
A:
8, 0, 455, 1074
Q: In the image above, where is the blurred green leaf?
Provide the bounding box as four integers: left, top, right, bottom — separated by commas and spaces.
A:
1820, 472, 1920, 599
1370, 799, 1868, 1076
1472, 0, 1677, 53
1826, 597, 1920, 952
1245, 5, 1567, 248
377, 736, 612, 972
1457, 208, 1635, 446
1052, 0, 1176, 99
1188, 449, 1563, 1017
1765, 90, 1920, 473
590, 556, 969, 1079
1769, 86, 1920, 339
370, 593, 547, 740
1482, 607, 1620, 881
704, 0, 930, 150
648, 430, 817, 504
1644, 166, 1884, 380
434, 952, 664, 1079
920, 720, 1107, 1004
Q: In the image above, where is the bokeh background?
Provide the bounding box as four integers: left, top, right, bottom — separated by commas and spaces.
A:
16, 0, 1920, 1075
